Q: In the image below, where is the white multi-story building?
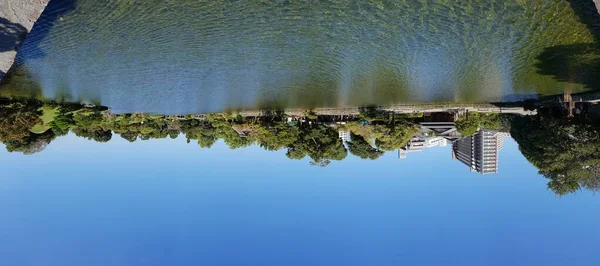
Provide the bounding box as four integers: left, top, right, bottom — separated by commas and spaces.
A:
399, 136, 448, 159
452, 129, 507, 174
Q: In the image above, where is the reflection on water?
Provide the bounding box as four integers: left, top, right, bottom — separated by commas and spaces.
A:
1, 0, 600, 113
1, 98, 599, 195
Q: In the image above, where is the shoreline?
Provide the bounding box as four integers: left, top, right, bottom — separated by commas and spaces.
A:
234, 103, 537, 117
1, 97, 540, 117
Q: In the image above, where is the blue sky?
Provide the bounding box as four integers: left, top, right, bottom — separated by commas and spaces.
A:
1, 134, 599, 266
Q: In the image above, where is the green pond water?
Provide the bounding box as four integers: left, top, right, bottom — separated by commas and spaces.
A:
1, 0, 600, 113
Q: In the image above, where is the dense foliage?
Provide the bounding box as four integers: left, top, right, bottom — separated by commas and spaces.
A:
511, 115, 600, 195
0, 100, 416, 166
3, 99, 600, 196
455, 112, 503, 136
286, 125, 348, 167
347, 133, 384, 160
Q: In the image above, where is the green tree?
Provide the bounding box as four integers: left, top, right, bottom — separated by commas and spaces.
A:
208, 118, 255, 149
372, 123, 418, 151
0, 100, 42, 142
72, 128, 113, 142
50, 112, 76, 136
255, 123, 299, 151
347, 133, 384, 160
119, 131, 139, 142
456, 112, 502, 136
511, 115, 600, 195
0, 100, 61, 154
286, 124, 347, 166
5, 130, 56, 155
180, 119, 219, 148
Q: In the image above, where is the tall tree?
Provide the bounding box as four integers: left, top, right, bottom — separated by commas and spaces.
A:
347, 133, 384, 160
372, 123, 418, 151
455, 112, 502, 136
0, 100, 42, 143
286, 124, 347, 166
255, 123, 299, 151
511, 115, 600, 195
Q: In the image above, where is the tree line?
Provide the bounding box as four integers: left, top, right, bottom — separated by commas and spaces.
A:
1, 98, 599, 195
0, 100, 419, 166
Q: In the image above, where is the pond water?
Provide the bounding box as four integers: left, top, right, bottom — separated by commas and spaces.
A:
1, 1, 600, 266
1, 0, 600, 113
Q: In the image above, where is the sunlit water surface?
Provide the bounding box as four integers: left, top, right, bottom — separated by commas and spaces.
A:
1, 0, 600, 113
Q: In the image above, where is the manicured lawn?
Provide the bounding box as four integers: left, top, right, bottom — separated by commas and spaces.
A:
30, 106, 58, 134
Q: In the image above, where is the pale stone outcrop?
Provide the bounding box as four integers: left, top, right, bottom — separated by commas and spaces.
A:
0, 0, 49, 80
